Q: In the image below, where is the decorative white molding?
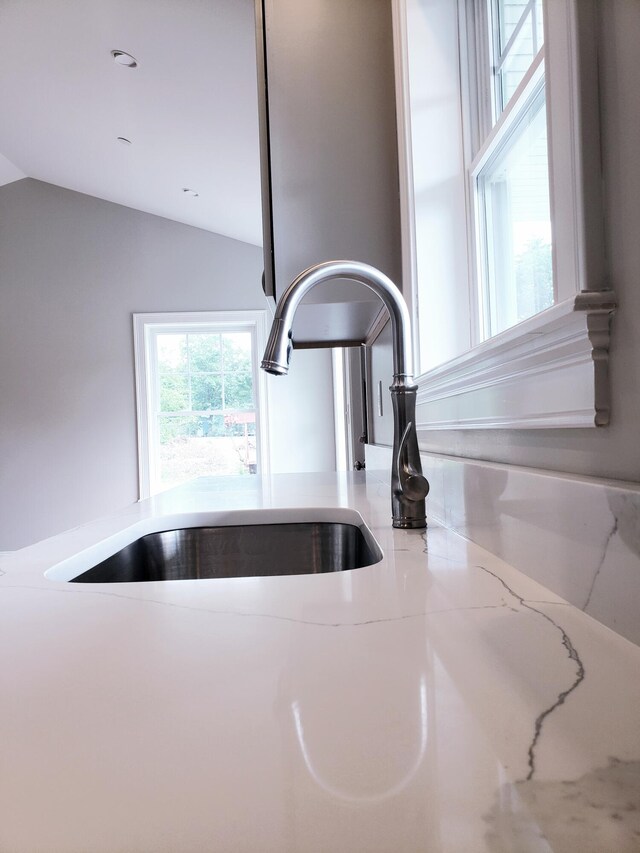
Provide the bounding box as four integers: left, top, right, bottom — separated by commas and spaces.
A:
365, 442, 640, 648
415, 292, 616, 430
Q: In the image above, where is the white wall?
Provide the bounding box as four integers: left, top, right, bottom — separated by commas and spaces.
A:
268, 349, 337, 474
0, 152, 24, 187
403, 0, 471, 373
0, 179, 335, 550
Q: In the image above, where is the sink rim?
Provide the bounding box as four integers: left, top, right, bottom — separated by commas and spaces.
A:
45, 507, 383, 583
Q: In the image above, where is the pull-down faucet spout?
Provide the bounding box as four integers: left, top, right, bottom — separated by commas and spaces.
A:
261, 260, 429, 529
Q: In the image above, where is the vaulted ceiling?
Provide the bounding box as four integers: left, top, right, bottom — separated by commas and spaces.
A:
0, 0, 263, 245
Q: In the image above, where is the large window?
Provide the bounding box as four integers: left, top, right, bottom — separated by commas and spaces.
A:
394, 0, 613, 429
134, 311, 270, 497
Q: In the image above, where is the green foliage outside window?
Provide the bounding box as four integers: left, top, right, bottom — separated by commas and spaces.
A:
515, 237, 553, 321
156, 331, 255, 443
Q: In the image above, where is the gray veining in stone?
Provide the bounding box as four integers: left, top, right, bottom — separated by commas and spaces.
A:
583, 517, 618, 610
484, 759, 640, 852
476, 565, 585, 782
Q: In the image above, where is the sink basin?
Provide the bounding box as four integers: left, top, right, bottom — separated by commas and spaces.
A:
67, 519, 383, 583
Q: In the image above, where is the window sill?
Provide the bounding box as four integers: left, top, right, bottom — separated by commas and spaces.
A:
415, 291, 616, 430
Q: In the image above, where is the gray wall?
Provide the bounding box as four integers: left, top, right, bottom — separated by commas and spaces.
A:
0, 178, 335, 550
371, 1, 640, 483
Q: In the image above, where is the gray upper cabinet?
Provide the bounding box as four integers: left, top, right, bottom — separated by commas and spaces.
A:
255, 0, 402, 346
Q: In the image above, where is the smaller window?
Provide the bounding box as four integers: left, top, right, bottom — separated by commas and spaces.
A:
134, 312, 270, 498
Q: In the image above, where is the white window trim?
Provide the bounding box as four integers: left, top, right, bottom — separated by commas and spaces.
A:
133, 310, 271, 499
392, 0, 616, 430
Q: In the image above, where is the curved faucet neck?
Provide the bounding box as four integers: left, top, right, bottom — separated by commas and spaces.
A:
262, 259, 428, 529
274, 260, 414, 385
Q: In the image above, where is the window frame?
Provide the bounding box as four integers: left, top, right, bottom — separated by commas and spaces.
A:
133, 310, 271, 498
392, 0, 615, 430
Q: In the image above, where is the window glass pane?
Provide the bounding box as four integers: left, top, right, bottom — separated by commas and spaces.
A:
221, 332, 254, 409
159, 374, 189, 412
191, 374, 223, 411
158, 415, 193, 443
224, 370, 254, 410
478, 89, 553, 337
497, 0, 530, 51
498, 11, 534, 109
187, 333, 221, 372
157, 415, 254, 488
151, 326, 259, 492
222, 332, 252, 363
536, 0, 543, 34
157, 334, 187, 372
493, 0, 544, 114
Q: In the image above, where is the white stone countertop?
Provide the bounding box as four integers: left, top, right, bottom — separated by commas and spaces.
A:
1, 472, 639, 852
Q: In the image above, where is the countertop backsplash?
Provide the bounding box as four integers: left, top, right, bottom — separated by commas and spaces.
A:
367, 444, 640, 647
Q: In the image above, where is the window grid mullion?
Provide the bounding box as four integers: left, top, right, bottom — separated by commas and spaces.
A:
488, 0, 503, 124
186, 335, 193, 415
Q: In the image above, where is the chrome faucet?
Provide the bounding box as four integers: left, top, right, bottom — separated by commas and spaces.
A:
261, 260, 429, 529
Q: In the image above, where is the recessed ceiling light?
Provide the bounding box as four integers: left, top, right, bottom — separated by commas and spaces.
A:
117, 136, 132, 145
111, 50, 138, 68
182, 188, 199, 198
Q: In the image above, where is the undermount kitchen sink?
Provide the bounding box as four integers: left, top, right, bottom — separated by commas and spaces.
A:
45, 509, 383, 583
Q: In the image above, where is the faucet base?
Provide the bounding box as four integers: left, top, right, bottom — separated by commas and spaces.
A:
390, 385, 428, 530
392, 517, 427, 530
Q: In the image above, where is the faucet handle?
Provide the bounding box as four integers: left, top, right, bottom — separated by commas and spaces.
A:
395, 422, 430, 501
402, 471, 430, 501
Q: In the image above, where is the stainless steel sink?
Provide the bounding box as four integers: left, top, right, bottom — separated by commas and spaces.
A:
69, 522, 382, 583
